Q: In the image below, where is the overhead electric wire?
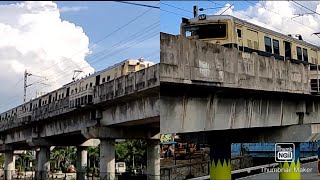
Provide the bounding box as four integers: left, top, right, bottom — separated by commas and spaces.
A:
32, 5, 157, 76
244, 0, 319, 32
160, 2, 193, 14
0, 12, 160, 111
3, 23, 160, 108
291, 1, 320, 17
114, 1, 159, 9
160, 9, 190, 17
17, 30, 159, 107
207, 0, 320, 46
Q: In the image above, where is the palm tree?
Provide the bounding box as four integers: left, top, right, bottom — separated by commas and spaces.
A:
51, 148, 65, 171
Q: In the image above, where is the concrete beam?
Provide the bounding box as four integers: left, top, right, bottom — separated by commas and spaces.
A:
80, 139, 100, 147
27, 138, 53, 147
81, 126, 159, 140
181, 124, 320, 143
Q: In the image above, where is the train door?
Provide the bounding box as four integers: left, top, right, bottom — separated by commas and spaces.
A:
284, 41, 292, 60
236, 26, 243, 51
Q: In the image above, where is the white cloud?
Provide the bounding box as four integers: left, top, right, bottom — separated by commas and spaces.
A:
214, 1, 320, 46
59, 6, 88, 13
0, 1, 94, 112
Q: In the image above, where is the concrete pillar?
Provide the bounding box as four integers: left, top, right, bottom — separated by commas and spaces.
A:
35, 147, 50, 180
209, 141, 231, 180
4, 151, 14, 180
279, 143, 300, 180
76, 146, 88, 180
146, 140, 160, 180
100, 139, 115, 180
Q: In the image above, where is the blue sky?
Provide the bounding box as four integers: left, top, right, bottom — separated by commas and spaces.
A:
0, 1, 160, 72
55, 1, 160, 71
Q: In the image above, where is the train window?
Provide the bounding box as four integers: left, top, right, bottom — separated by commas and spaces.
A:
198, 24, 227, 39
303, 48, 308, 62
247, 39, 252, 48
102, 78, 106, 83
107, 76, 110, 81
237, 29, 241, 38
264, 36, 272, 53
297, 47, 302, 60
128, 65, 135, 72
139, 64, 145, 69
272, 39, 280, 55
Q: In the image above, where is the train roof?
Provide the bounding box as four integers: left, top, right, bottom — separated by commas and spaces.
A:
184, 14, 320, 50
63, 58, 154, 87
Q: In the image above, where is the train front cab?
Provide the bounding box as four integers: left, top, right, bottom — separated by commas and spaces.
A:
181, 16, 235, 48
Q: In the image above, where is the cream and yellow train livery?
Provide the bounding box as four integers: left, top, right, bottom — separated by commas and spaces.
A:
180, 14, 320, 91
0, 58, 154, 124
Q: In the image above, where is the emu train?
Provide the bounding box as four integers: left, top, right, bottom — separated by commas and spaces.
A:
0, 58, 154, 124
180, 14, 320, 91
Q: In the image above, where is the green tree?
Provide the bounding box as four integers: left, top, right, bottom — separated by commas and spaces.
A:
115, 140, 147, 171
88, 146, 99, 169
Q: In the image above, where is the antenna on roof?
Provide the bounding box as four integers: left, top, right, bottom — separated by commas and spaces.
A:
138, 57, 145, 62
193, 6, 198, 18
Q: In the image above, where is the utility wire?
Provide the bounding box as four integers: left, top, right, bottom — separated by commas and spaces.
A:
207, 0, 320, 46
16, 27, 159, 103
32, 5, 156, 76
160, 2, 193, 14
291, 1, 320, 17
161, 9, 189, 17
0, 21, 160, 110
114, 1, 159, 9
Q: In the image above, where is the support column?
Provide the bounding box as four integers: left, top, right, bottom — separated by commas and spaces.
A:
279, 143, 300, 180
76, 147, 88, 180
4, 151, 14, 180
35, 147, 50, 180
209, 141, 231, 180
146, 140, 160, 180
100, 139, 115, 180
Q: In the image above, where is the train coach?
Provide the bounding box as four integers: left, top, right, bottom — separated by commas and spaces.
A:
0, 58, 154, 126
180, 14, 320, 91
180, 14, 320, 64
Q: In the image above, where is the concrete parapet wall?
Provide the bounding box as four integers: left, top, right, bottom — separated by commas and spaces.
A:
160, 33, 310, 94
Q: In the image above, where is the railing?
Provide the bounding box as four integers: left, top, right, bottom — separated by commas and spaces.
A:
0, 64, 159, 132
0, 170, 157, 180
160, 160, 210, 180
188, 155, 318, 180
94, 64, 159, 104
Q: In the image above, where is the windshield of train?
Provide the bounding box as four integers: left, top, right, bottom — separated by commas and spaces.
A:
184, 23, 227, 39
